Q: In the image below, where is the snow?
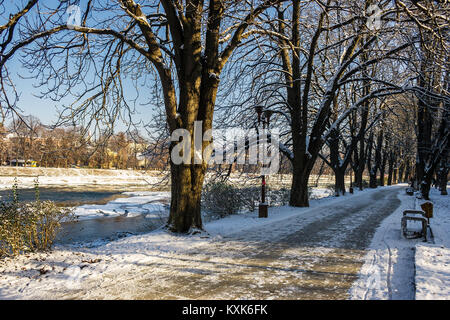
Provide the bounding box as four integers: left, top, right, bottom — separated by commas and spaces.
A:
73, 191, 170, 220
70, 188, 332, 221
415, 245, 450, 300
0, 185, 357, 299
0, 167, 163, 190
349, 185, 450, 300
278, 142, 294, 160
414, 187, 450, 300
310, 188, 334, 199
0, 184, 447, 300
209, 73, 219, 80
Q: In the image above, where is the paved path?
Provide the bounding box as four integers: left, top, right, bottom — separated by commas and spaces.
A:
0, 187, 402, 300
79, 187, 402, 300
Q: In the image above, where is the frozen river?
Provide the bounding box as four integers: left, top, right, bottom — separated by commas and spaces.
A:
0, 186, 170, 245
0, 186, 127, 206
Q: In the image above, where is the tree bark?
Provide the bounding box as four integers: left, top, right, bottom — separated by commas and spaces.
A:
327, 126, 350, 196
290, 162, 311, 207
334, 168, 346, 196
393, 167, 398, 185
387, 151, 395, 186
438, 158, 448, 195
367, 133, 377, 188
354, 51, 371, 191
167, 163, 205, 232
380, 151, 387, 186
404, 160, 411, 184
398, 161, 405, 183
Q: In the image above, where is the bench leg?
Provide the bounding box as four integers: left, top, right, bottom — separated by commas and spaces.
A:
422, 220, 427, 242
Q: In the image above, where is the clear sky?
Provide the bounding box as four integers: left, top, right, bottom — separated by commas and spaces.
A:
9, 58, 157, 133
3, 0, 158, 134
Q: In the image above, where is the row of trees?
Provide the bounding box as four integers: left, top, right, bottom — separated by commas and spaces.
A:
0, 117, 148, 169
0, 0, 448, 233
212, 0, 448, 201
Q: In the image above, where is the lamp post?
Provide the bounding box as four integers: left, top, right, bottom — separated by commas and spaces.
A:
349, 168, 354, 194
255, 106, 274, 218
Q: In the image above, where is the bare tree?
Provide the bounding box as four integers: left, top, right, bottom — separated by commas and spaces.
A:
224, 0, 416, 206
395, 0, 449, 199
0, 0, 286, 232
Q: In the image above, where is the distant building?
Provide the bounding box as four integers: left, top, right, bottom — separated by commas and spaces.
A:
7, 159, 37, 167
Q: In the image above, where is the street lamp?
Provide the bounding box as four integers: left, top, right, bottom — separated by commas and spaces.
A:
349, 167, 354, 194
255, 106, 273, 218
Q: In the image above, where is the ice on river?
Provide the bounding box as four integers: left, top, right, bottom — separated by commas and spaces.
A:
73, 191, 170, 220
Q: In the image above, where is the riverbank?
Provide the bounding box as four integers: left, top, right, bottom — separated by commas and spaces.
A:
0, 166, 358, 191
0, 166, 166, 190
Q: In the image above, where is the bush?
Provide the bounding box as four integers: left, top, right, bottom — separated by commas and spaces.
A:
202, 182, 293, 218
235, 186, 260, 212
268, 187, 291, 206
201, 181, 243, 218
0, 179, 74, 257
325, 183, 336, 195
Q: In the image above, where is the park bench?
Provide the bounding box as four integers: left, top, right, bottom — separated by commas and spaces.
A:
401, 202, 433, 242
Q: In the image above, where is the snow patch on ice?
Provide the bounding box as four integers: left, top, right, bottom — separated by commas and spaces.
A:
73, 192, 170, 220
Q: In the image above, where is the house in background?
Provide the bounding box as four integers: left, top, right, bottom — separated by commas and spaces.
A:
7, 159, 37, 167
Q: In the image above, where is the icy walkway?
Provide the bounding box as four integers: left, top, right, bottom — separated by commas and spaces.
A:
0, 187, 403, 299
350, 186, 450, 300
414, 187, 450, 300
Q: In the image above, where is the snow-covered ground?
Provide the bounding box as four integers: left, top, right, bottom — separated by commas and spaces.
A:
349, 186, 450, 300
414, 186, 450, 300
415, 245, 450, 300
0, 185, 447, 300
0, 186, 396, 299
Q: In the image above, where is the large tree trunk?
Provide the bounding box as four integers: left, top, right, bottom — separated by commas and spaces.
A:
379, 151, 387, 186
168, 163, 205, 233
438, 158, 448, 195
285, 0, 313, 208
415, 35, 442, 200
354, 52, 371, 191
367, 133, 377, 188
398, 161, 405, 183
373, 130, 383, 187
404, 160, 411, 184
290, 163, 310, 207
393, 167, 398, 185
334, 168, 346, 196
354, 161, 364, 190
369, 169, 377, 188
328, 126, 346, 196
165, 73, 218, 232
387, 151, 394, 185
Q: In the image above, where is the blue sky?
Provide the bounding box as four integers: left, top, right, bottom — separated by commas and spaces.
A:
3, 0, 158, 133
9, 58, 156, 133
